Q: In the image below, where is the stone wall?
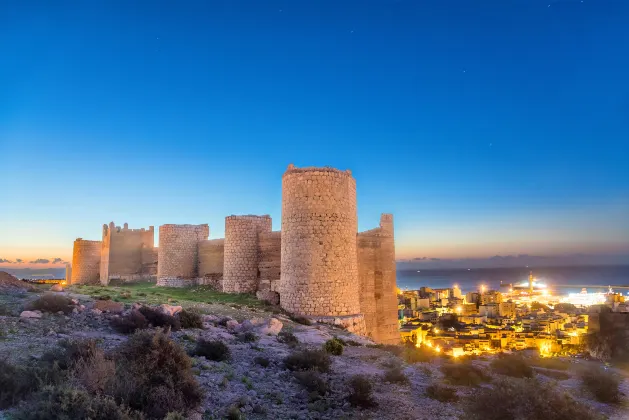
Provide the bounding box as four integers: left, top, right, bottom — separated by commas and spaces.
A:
280, 165, 361, 316
157, 224, 209, 286
101, 222, 155, 285
223, 215, 272, 293
258, 231, 281, 294
199, 239, 224, 289
141, 245, 158, 278
71, 239, 102, 285
357, 214, 400, 344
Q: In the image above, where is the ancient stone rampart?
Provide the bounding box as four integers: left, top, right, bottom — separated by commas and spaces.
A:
100, 222, 155, 285
357, 214, 400, 344
71, 239, 102, 285
280, 164, 361, 316
141, 245, 158, 277
157, 224, 209, 286
258, 231, 281, 293
199, 239, 225, 289
223, 215, 272, 293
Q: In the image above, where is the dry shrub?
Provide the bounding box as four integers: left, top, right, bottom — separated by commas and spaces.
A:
111, 310, 148, 334
254, 356, 270, 367
178, 310, 203, 329
284, 349, 331, 373
193, 339, 231, 361
490, 354, 534, 378
324, 338, 344, 356
465, 378, 603, 420
12, 387, 139, 420
426, 383, 458, 402
0, 361, 55, 409
110, 329, 202, 419
441, 362, 491, 386
293, 371, 329, 398
277, 331, 299, 347
347, 375, 377, 408
238, 331, 258, 343
70, 350, 116, 394
580, 366, 621, 403
27, 294, 73, 314
383, 366, 410, 384
139, 306, 181, 331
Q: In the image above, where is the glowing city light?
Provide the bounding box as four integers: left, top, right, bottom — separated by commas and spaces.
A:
539, 342, 552, 357
435, 345, 441, 353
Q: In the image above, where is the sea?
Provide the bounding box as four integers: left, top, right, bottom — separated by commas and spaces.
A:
396, 265, 629, 295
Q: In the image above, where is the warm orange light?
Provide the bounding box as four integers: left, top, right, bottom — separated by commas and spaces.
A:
435, 345, 441, 353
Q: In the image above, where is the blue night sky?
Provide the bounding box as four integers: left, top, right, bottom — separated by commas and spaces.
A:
1, 0, 628, 266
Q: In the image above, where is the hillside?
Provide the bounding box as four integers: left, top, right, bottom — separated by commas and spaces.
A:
0, 282, 627, 420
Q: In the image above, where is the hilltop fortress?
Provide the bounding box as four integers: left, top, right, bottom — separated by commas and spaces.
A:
69, 165, 399, 343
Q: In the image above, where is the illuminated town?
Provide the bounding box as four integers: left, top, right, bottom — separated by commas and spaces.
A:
398, 272, 629, 358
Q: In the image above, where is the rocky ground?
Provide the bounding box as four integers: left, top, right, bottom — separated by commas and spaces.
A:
1, 278, 628, 420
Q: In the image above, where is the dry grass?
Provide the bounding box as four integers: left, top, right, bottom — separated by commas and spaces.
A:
490, 354, 534, 378
441, 362, 491, 386
426, 383, 458, 402
579, 366, 621, 403
465, 378, 603, 420
284, 349, 331, 373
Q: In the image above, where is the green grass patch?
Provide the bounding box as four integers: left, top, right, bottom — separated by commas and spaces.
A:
68, 282, 262, 308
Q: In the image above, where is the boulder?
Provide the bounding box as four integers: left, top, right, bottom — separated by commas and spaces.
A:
202, 314, 219, 323
93, 300, 124, 314
50, 284, 63, 292
91, 309, 103, 315
160, 304, 183, 316
20, 311, 42, 319
256, 318, 283, 336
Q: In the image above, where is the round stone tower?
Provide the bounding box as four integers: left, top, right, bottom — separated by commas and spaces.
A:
280, 164, 361, 317
223, 215, 272, 293
157, 224, 209, 287
71, 239, 102, 285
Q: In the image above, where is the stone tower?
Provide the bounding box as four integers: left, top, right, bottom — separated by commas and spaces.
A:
71, 239, 102, 284
280, 164, 362, 318
223, 215, 272, 293
357, 214, 400, 344
157, 224, 209, 286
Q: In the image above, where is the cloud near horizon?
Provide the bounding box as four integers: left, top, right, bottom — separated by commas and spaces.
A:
0, 258, 13, 264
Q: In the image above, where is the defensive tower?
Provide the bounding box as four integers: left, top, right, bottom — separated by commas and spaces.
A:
280, 164, 361, 317
223, 215, 272, 293
71, 239, 102, 284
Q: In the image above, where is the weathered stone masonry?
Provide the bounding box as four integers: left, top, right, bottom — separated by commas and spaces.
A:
69, 164, 399, 343
71, 239, 101, 284
280, 166, 361, 318
357, 214, 400, 344
157, 224, 209, 287
100, 222, 155, 285
223, 215, 272, 293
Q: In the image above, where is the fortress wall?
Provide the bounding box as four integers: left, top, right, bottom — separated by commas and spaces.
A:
357, 214, 400, 344
100, 222, 155, 284
258, 231, 281, 293
141, 245, 158, 277
157, 224, 209, 286
223, 215, 272, 293
199, 239, 224, 289
280, 165, 361, 316
71, 239, 102, 285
